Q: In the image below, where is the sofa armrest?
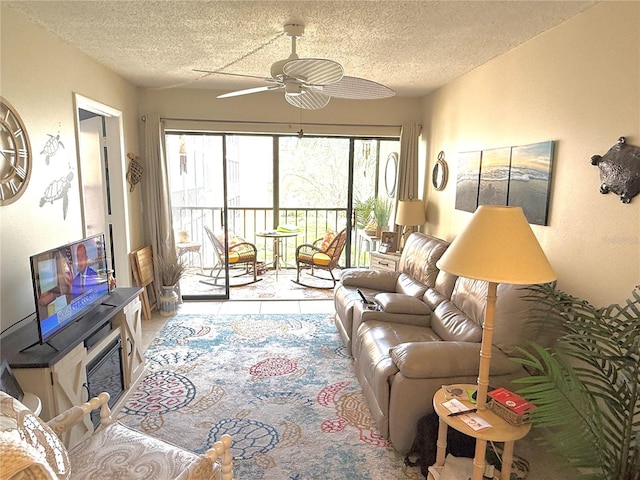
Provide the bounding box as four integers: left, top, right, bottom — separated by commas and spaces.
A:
340, 268, 400, 291
353, 300, 433, 336
390, 342, 522, 379
375, 293, 431, 315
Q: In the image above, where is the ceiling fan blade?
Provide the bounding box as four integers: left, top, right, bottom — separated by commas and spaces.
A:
193, 69, 274, 82
217, 85, 282, 99
282, 58, 343, 85
320, 76, 395, 99
285, 89, 331, 110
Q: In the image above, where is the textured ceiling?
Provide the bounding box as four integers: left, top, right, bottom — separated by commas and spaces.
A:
6, 1, 597, 97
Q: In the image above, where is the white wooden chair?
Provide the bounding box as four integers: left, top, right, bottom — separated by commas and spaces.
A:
0, 391, 233, 479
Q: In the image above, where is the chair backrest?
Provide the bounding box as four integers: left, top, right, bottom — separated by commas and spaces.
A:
324, 229, 347, 268
204, 225, 225, 261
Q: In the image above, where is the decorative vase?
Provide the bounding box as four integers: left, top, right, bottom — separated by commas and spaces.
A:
159, 284, 179, 317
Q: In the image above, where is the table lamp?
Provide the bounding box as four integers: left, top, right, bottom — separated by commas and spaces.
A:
395, 199, 426, 250
436, 205, 556, 410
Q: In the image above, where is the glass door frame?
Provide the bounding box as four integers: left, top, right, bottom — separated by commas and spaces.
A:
166, 131, 231, 301
167, 131, 400, 300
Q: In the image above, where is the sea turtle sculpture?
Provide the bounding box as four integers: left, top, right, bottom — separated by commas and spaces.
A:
319, 381, 388, 446
39, 171, 73, 219
40, 132, 64, 164
591, 136, 640, 203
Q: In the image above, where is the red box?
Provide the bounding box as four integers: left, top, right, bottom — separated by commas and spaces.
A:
487, 387, 536, 415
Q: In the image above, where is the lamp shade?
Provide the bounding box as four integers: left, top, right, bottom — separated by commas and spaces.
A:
436, 206, 556, 284
395, 199, 426, 227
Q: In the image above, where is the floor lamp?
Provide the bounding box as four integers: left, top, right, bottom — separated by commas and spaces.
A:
436, 206, 556, 410
395, 199, 426, 251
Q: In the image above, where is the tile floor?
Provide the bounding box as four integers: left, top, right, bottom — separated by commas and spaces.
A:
141, 299, 575, 480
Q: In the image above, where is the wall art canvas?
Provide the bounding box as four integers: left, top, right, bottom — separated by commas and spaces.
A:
507, 141, 554, 225
478, 147, 511, 206
455, 150, 482, 213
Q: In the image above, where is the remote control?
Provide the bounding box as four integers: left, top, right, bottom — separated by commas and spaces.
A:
356, 289, 372, 304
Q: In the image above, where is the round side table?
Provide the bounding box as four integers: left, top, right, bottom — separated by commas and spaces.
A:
432, 384, 530, 480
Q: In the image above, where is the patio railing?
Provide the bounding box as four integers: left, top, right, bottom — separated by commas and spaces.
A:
172, 206, 354, 271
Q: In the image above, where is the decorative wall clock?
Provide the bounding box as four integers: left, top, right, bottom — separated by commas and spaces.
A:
0, 97, 32, 206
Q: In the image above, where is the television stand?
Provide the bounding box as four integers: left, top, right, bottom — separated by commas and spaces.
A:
19, 339, 59, 354
1, 287, 144, 449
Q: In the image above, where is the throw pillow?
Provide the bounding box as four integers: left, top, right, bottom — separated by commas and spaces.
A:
319, 231, 336, 251
0, 391, 71, 479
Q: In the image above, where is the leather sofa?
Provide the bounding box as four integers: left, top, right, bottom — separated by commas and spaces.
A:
333, 232, 535, 452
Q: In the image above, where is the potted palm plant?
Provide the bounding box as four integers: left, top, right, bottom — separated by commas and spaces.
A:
513, 284, 639, 480
157, 247, 186, 317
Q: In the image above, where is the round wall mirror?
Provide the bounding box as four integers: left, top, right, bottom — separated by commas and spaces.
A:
385, 152, 398, 197
432, 151, 448, 191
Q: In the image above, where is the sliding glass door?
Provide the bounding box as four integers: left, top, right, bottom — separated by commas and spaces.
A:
165, 133, 231, 299
165, 131, 399, 300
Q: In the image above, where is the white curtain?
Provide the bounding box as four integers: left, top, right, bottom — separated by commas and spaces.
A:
396, 123, 421, 201
142, 115, 177, 290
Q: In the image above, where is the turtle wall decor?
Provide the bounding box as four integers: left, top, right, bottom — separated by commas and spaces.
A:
590, 136, 640, 203
40, 130, 64, 165
40, 170, 74, 219
126, 153, 143, 192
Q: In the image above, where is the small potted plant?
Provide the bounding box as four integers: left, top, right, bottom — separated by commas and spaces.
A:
157, 247, 186, 316
373, 197, 392, 236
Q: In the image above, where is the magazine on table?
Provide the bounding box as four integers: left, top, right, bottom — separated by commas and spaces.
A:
441, 398, 492, 431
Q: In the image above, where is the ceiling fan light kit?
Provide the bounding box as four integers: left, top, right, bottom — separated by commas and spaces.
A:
201, 23, 394, 110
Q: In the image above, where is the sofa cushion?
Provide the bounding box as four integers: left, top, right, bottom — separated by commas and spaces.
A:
395, 274, 428, 298
340, 268, 400, 291
423, 289, 449, 311
398, 233, 449, 288
493, 283, 537, 355
353, 321, 443, 426
434, 270, 458, 301
390, 342, 522, 379
0, 391, 71, 479
431, 301, 483, 342
375, 293, 431, 315
449, 278, 537, 355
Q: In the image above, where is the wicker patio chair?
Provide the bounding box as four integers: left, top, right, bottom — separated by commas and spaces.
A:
201, 226, 261, 286
294, 228, 347, 288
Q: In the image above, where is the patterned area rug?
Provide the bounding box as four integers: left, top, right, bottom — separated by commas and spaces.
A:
117, 313, 421, 479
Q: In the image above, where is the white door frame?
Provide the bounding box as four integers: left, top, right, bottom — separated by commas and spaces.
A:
73, 93, 131, 287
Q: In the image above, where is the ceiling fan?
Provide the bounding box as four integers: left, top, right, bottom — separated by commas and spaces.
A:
194, 24, 395, 110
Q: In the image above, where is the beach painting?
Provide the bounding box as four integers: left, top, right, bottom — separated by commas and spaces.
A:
455, 150, 482, 213
508, 141, 554, 225
478, 147, 511, 206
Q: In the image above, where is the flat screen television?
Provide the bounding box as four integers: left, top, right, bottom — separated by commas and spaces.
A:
30, 233, 110, 345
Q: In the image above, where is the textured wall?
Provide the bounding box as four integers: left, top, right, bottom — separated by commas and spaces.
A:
420, 1, 639, 306
0, 7, 141, 333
